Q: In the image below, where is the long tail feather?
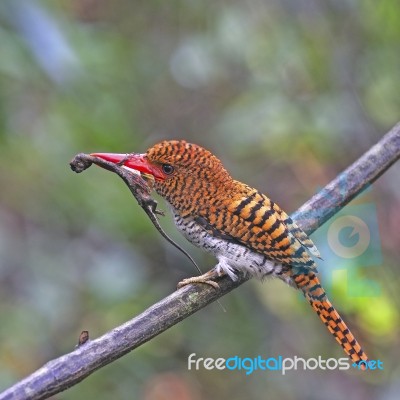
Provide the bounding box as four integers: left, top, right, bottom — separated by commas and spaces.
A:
293, 272, 368, 368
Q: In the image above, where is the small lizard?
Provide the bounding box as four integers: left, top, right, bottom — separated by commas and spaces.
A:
70, 153, 201, 273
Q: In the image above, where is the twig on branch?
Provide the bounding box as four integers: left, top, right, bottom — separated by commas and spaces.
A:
1, 122, 399, 400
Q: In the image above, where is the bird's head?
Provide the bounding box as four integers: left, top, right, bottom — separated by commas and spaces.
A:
92, 140, 232, 213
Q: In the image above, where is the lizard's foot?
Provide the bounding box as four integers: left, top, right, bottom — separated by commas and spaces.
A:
177, 269, 223, 289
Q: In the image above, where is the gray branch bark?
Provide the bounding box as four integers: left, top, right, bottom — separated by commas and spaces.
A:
1, 122, 400, 400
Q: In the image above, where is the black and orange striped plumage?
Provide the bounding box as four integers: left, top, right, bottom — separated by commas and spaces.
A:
96, 140, 369, 366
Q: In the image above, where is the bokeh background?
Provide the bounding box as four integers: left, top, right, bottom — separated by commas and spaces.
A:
1, 0, 399, 399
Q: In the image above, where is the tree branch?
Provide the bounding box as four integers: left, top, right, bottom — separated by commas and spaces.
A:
1, 122, 399, 400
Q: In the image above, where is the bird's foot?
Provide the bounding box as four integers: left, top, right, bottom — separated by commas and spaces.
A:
177, 269, 222, 289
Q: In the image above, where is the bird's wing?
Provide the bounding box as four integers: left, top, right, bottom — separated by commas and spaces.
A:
200, 187, 319, 271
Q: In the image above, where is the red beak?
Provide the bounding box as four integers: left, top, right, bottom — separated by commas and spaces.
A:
90, 152, 165, 180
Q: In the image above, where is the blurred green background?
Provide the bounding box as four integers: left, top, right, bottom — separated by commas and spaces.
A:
0, 0, 399, 399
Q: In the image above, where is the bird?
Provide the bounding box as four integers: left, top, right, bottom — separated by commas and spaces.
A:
91, 140, 369, 368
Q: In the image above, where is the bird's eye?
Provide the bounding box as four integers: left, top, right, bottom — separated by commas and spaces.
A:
162, 164, 175, 175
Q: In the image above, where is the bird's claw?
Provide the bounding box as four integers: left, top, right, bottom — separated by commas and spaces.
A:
177, 270, 221, 289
